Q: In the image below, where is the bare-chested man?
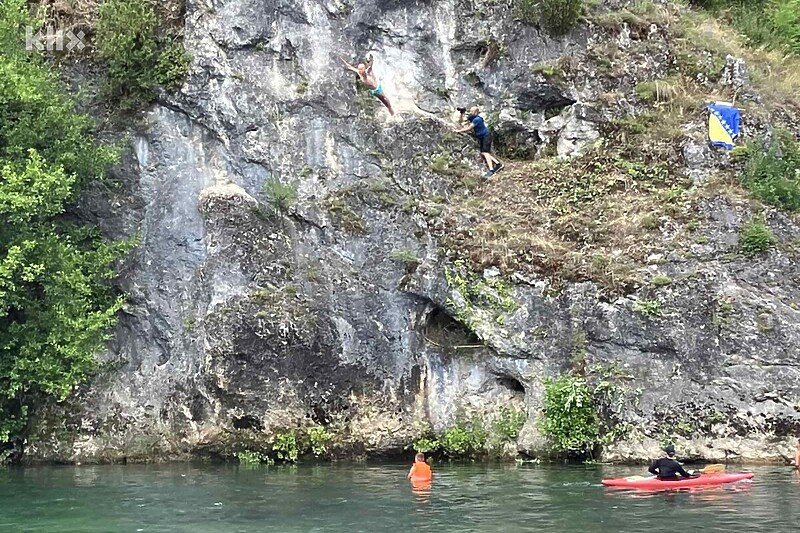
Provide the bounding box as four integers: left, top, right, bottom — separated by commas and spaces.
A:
341, 54, 395, 115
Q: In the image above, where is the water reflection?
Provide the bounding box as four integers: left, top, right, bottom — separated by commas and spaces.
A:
410, 478, 432, 504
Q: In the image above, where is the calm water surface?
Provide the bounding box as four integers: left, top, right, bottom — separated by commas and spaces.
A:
0, 463, 797, 532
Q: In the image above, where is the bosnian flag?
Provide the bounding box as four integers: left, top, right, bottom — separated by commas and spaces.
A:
707, 102, 740, 149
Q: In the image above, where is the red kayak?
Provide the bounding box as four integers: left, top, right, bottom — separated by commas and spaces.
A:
602, 472, 754, 489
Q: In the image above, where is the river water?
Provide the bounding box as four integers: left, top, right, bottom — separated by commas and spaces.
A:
1, 463, 796, 532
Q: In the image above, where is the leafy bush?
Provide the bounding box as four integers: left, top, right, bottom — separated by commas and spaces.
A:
493, 407, 527, 440
308, 426, 332, 457
770, 0, 800, 54
540, 0, 584, 34
236, 450, 271, 465
388, 249, 420, 266
263, 179, 298, 213
412, 437, 439, 453
739, 218, 777, 256
96, 0, 190, 109
696, 0, 800, 54
540, 375, 599, 456
155, 43, 192, 91
0, 0, 131, 444
516, 0, 583, 34
440, 420, 487, 457
741, 133, 800, 212
633, 299, 663, 317
411, 410, 523, 458
273, 432, 299, 462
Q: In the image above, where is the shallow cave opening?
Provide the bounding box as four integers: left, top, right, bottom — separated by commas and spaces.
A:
496, 375, 526, 395
422, 306, 483, 356
232, 415, 263, 431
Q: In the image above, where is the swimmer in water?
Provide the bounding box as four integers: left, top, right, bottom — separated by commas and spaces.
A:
408, 452, 432, 481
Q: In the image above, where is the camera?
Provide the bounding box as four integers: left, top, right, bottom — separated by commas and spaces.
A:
457, 107, 466, 113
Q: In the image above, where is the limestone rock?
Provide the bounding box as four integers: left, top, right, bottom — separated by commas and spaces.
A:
23, 0, 800, 466
540, 103, 602, 158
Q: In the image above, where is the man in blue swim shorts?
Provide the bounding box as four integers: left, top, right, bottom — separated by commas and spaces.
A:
453, 106, 504, 178
341, 54, 395, 115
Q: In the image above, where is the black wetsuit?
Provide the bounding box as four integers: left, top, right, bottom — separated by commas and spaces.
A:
648, 457, 692, 480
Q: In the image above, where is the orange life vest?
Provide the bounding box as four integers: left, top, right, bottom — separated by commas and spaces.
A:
410, 461, 432, 481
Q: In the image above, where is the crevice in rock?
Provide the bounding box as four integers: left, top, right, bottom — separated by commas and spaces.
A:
496, 375, 526, 396
422, 306, 484, 356
232, 415, 263, 431
516, 86, 576, 113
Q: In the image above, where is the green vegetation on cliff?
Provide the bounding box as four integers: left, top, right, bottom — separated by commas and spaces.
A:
517, 0, 584, 34
96, 0, 190, 109
441, 0, 800, 295
0, 0, 131, 444
740, 131, 800, 212
412, 408, 527, 459
540, 375, 599, 457
694, 0, 800, 54
539, 366, 638, 460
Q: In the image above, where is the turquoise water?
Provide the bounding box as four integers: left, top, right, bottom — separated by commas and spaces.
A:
0, 463, 796, 532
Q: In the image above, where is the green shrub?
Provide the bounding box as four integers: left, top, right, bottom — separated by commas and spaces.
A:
493, 407, 527, 440
412, 437, 439, 453
697, 0, 800, 54
633, 299, 663, 317
540, 0, 584, 34
770, 0, 800, 54
0, 0, 131, 445
388, 249, 420, 266
236, 450, 271, 465
741, 133, 800, 212
440, 420, 487, 457
739, 218, 777, 256
273, 432, 299, 462
308, 426, 332, 457
263, 179, 298, 213
155, 43, 192, 91
540, 375, 599, 456
634, 79, 680, 103
517, 0, 583, 34
96, 0, 190, 109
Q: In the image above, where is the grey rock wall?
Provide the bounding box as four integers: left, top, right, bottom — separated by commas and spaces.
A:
24, 0, 800, 463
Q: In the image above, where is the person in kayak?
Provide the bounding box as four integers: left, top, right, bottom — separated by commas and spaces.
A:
408, 452, 432, 481
648, 445, 699, 480
453, 106, 504, 178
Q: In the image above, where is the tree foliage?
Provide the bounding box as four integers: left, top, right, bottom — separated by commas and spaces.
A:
540, 375, 599, 457
0, 0, 131, 443
96, 0, 190, 110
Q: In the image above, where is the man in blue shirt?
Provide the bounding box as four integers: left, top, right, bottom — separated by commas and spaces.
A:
453, 106, 504, 178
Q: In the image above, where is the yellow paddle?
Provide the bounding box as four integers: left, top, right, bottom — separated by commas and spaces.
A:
696, 464, 725, 474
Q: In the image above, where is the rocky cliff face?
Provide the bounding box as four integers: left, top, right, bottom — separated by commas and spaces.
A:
25, 0, 800, 463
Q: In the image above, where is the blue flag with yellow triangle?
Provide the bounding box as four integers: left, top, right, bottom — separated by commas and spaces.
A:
707, 102, 740, 149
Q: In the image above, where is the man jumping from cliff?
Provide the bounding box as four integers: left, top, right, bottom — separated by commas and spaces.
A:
341, 54, 395, 116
